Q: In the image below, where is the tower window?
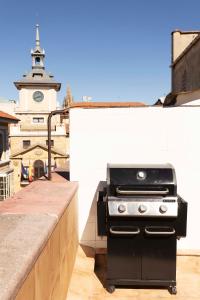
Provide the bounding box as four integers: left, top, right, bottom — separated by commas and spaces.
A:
32, 73, 43, 78
35, 57, 40, 65
46, 140, 54, 147
33, 117, 44, 123
23, 140, 31, 149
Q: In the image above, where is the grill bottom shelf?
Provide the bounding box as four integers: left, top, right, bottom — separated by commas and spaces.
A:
106, 279, 177, 294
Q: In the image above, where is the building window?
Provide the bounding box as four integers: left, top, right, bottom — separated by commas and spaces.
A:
0, 133, 3, 160
23, 140, 31, 149
46, 140, 54, 147
0, 130, 7, 161
0, 172, 13, 201
33, 117, 44, 123
32, 73, 43, 78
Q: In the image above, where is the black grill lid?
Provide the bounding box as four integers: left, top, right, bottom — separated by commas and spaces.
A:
107, 163, 176, 187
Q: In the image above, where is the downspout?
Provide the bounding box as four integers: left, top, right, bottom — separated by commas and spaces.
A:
47, 107, 69, 180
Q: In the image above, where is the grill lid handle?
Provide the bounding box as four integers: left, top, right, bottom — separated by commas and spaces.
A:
116, 187, 169, 196
144, 227, 175, 236
110, 227, 140, 235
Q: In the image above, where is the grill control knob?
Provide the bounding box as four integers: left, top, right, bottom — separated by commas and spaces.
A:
159, 205, 168, 214
138, 204, 147, 213
118, 204, 126, 213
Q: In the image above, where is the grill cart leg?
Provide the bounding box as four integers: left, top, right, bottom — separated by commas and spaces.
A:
106, 285, 115, 293
168, 285, 177, 295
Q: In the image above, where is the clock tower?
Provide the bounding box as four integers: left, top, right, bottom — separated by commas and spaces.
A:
14, 24, 61, 112
10, 25, 68, 192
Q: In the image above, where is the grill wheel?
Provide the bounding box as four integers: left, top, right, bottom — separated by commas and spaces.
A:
106, 285, 115, 293
169, 285, 177, 295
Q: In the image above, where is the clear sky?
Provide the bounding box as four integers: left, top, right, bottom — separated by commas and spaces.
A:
1, 0, 200, 105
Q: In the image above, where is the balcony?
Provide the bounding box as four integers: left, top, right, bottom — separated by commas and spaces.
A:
0, 170, 200, 299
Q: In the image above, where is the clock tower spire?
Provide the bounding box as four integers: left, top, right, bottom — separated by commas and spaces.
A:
14, 24, 61, 92
36, 24, 40, 47
31, 24, 45, 69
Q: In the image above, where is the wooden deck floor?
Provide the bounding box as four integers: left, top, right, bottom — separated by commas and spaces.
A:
67, 246, 200, 300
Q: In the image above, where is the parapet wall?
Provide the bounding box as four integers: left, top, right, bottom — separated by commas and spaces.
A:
70, 106, 200, 252
0, 174, 78, 300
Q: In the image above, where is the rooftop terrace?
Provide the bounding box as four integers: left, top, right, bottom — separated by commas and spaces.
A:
0, 173, 78, 300
0, 172, 200, 299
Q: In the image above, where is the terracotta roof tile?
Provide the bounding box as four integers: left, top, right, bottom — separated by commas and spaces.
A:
0, 111, 19, 122
70, 101, 146, 108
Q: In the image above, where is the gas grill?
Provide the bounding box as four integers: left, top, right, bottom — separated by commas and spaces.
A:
97, 164, 187, 295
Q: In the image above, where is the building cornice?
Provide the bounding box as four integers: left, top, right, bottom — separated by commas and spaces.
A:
14, 81, 61, 91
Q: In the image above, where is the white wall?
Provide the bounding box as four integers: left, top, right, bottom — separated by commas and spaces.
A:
17, 88, 57, 112
70, 106, 200, 250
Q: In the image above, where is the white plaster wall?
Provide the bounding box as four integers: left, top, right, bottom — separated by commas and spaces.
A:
18, 88, 57, 112
70, 106, 200, 250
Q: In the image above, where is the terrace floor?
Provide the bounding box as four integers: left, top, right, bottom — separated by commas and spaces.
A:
67, 246, 200, 300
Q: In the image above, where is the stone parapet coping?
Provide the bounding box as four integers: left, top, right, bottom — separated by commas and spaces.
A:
0, 173, 78, 300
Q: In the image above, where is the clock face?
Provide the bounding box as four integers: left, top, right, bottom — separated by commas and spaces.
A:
33, 91, 44, 102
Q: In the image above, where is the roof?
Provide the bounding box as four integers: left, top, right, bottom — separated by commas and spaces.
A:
69, 101, 146, 108
153, 96, 166, 106
14, 25, 61, 92
172, 31, 200, 67
171, 30, 200, 34
0, 111, 19, 123
14, 68, 61, 91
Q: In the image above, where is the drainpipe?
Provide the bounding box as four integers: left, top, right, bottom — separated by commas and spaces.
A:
47, 108, 69, 180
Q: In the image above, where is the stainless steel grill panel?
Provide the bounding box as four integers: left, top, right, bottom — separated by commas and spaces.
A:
108, 196, 178, 217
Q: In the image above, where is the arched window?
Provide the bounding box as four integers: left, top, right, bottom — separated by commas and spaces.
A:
34, 160, 44, 179
35, 57, 40, 65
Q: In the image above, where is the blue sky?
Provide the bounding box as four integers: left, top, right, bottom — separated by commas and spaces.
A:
1, 0, 200, 105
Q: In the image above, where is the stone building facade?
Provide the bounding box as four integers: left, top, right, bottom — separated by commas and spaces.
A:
161, 29, 200, 106
0, 111, 19, 200
171, 30, 200, 93
10, 25, 69, 192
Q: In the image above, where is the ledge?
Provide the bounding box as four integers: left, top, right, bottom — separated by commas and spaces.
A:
0, 160, 10, 168
0, 173, 78, 300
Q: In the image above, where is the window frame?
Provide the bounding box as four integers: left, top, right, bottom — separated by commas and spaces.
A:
23, 140, 31, 149
0, 128, 8, 161
0, 171, 13, 201
32, 117, 45, 124
46, 140, 54, 147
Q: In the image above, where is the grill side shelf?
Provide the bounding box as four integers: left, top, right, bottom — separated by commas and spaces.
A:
97, 188, 107, 236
